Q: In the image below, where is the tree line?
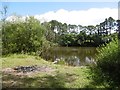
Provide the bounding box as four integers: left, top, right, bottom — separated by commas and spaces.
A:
42, 17, 118, 46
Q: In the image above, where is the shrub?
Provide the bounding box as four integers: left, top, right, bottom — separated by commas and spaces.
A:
2, 17, 45, 55
91, 39, 120, 88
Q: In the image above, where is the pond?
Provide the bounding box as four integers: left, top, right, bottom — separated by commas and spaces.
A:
43, 47, 98, 66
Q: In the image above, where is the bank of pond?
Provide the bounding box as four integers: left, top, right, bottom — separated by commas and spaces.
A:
1, 54, 103, 88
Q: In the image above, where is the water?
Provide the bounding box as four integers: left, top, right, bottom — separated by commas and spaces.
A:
43, 47, 97, 66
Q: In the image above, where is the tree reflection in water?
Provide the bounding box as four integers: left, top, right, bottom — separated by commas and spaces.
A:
43, 47, 97, 66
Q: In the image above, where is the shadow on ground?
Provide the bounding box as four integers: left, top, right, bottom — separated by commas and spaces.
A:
2, 71, 77, 88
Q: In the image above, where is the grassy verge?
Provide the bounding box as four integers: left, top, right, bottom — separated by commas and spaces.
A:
2, 54, 103, 88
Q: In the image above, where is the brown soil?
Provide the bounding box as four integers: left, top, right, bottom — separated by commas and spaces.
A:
2, 65, 55, 76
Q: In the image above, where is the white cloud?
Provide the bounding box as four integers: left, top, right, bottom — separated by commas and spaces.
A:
6, 15, 29, 22
6, 8, 118, 26
34, 8, 118, 26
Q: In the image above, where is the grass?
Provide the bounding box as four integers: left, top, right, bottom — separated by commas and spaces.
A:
2, 54, 103, 88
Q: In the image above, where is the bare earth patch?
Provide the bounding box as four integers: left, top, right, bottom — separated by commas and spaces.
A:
2, 65, 55, 76
2, 65, 56, 88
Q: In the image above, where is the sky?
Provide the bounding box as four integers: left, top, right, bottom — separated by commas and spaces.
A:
1, 2, 119, 26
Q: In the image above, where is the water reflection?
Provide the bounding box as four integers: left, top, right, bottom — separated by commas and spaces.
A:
43, 47, 97, 66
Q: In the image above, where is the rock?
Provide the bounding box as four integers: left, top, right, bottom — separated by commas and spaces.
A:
13, 65, 38, 73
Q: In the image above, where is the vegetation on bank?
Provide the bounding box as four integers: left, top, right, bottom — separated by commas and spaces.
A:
90, 39, 120, 88
45, 17, 117, 47
2, 17, 55, 55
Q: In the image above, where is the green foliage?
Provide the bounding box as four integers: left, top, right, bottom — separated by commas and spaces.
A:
2, 17, 45, 54
42, 22, 56, 42
58, 34, 78, 46
57, 31, 112, 47
91, 39, 120, 88
40, 17, 117, 47
77, 31, 87, 45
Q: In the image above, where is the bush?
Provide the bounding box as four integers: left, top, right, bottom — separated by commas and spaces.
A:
91, 39, 120, 88
2, 17, 45, 55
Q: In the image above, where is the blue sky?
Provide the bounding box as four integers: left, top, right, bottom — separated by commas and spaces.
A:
1, 2, 118, 25
2, 2, 118, 16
